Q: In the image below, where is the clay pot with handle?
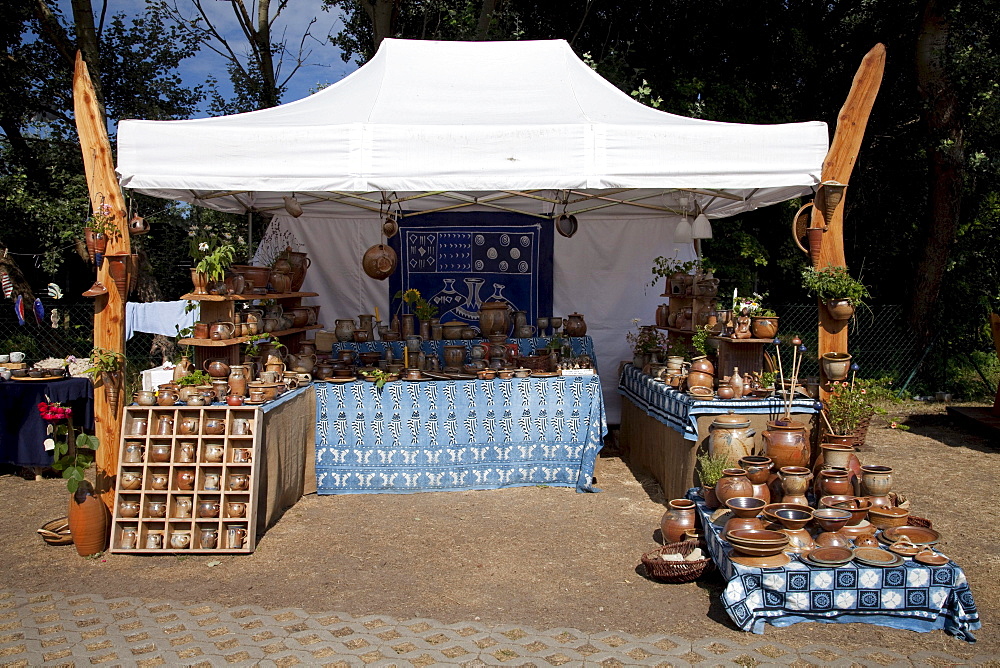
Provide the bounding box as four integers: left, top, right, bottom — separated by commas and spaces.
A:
204, 359, 231, 378
209, 321, 236, 341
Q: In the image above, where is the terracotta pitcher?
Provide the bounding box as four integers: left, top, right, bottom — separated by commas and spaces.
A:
209, 321, 236, 341
228, 365, 249, 397
173, 355, 194, 381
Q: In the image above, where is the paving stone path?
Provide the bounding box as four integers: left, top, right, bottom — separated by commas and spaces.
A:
0, 589, 985, 667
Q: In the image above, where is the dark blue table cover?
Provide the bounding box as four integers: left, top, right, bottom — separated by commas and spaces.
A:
327, 335, 597, 371
618, 364, 819, 441
315, 375, 605, 494
685, 488, 980, 641
0, 378, 95, 467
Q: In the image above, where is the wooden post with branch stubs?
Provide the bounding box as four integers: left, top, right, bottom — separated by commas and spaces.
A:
814, 44, 885, 401
73, 51, 130, 511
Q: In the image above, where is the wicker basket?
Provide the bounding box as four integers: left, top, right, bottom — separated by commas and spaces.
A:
640, 540, 714, 583
516, 354, 553, 372
37, 516, 73, 546
852, 415, 873, 448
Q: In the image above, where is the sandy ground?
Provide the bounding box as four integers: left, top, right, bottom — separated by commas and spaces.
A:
0, 401, 995, 657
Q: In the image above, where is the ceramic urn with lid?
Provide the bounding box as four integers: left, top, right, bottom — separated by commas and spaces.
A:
708, 410, 757, 462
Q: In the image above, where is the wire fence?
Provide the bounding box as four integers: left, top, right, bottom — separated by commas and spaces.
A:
0, 300, 929, 393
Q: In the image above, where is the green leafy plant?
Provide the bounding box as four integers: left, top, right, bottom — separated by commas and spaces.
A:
732, 290, 771, 315
395, 288, 437, 320
625, 319, 668, 354
39, 401, 99, 493
85, 198, 121, 239
193, 243, 236, 282
696, 451, 732, 487
666, 336, 688, 358
649, 254, 700, 287
825, 378, 888, 434
801, 265, 870, 304
176, 370, 211, 386
243, 334, 267, 357
691, 326, 712, 356
361, 368, 392, 390
759, 371, 777, 389
85, 347, 124, 377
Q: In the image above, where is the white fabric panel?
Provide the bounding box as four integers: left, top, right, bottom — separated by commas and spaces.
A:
117, 39, 828, 209
553, 217, 694, 424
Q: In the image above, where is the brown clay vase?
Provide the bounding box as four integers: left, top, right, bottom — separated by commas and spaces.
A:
860, 465, 893, 508
778, 466, 812, 505
564, 313, 587, 337
750, 316, 779, 339
190, 269, 209, 295
67, 483, 108, 557
660, 499, 697, 544
714, 468, 754, 507
708, 412, 756, 463
479, 302, 512, 336
762, 419, 810, 469
689, 356, 715, 376
815, 467, 853, 497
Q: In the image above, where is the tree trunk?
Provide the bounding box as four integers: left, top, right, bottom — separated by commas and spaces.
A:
476, 0, 498, 40
363, 0, 398, 49
909, 0, 963, 339
70, 0, 106, 120
255, 0, 279, 108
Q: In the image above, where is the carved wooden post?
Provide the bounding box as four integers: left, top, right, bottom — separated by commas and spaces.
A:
73, 52, 131, 510
815, 44, 886, 402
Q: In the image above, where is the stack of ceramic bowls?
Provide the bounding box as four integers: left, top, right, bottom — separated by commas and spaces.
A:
725, 529, 789, 558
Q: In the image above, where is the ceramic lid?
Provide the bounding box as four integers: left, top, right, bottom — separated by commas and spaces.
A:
712, 410, 751, 428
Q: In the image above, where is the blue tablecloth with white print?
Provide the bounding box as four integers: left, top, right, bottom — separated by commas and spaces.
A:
328, 336, 597, 371
685, 489, 980, 641
315, 375, 606, 494
618, 364, 819, 441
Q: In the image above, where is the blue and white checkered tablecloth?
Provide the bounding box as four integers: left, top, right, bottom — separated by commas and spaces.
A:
617, 364, 819, 441
685, 489, 981, 641
328, 336, 597, 371
315, 375, 606, 495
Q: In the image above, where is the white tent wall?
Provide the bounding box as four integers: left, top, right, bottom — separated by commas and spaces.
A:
258, 214, 694, 424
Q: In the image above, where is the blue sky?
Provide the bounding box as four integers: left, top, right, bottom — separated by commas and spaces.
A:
57, 0, 358, 117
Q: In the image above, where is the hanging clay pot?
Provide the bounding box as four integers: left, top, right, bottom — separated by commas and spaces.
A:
106, 253, 129, 295
128, 215, 150, 235
825, 299, 855, 321
362, 244, 397, 280
67, 483, 108, 557
83, 227, 97, 264
660, 499, 697, 544
821, 352, 852, 381
807, 227, 824, 264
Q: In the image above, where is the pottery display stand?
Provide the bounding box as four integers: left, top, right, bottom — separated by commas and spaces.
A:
710, 336, 770, 380
110, 405, 262, 553
177, 291, 323, 369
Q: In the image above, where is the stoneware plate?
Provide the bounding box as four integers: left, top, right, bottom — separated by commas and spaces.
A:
14, 376, 67, 382
853, 547, 904, 568
807, 546, 854, 565
799, 552, 852, 569
881, 526, 940, 546
729, 553, 791, 568
914, 550, 950, 567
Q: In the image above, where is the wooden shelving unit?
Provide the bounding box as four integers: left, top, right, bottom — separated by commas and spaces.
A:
110, 406, 263, 554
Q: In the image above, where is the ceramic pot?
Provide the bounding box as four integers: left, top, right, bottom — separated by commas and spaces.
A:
175, 469, 195, 491
655, 304, 669, 327
762, 420, 810, 469
134, 390, 156, 406
821, 352, 852, 381
716, 383, 735, 400
708, 411, 756, 463
659, 499, 697, 544
227, 365, 249, 397
815, 443, 862, 489
825, 299, 855, 320
701, 485, 720, 510
190, 269, 209, 295
335, 319, 356, 342
750, 316, 779, 339
564, 313, 587, 337
120, 471, 142, 490
686, 370, 714, 389
148, 443, 172, 463
203, 417, 225, 435
118, 499, 140, 518
443, 345, 466, 371
362, 244, 397, 280
739, 455, 772, 503
714, 468, 754, 507
860, 465, 893, 507
479, 302, 512, 336
67, 487, 108, 557
204, 359, 230, 378
689, 356, 714, 376
198, 501, 220, 519
816, 467, 853, 497
723, 497, 766, 536
778, 466, 812, 505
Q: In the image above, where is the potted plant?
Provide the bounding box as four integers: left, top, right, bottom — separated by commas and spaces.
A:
696, 451, 732, 510
649, 254, 699, 292
732, 290, 778, 338
824, 378, 887, 446
691, 325, 712, 357
39, 401, 105, 556
83, 199, 120, 267
625, 319, 668, 369
85, 347, 124, 415
801, 265, 870, 320
190, 235, 236, 295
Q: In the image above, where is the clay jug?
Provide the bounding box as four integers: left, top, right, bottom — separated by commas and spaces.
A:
655, 304, 669, 327
67, 484, 108, 557
173, 355, 194, 381
564, 313, 587, 337
479, 302, 512, 336
287, 353, 316, 374
228, 365, 249, 397
714, 468, 753, 507
210, 321, 235, 341
729, 367, 744, 397
204, 359, 230, 378
708, 411, 756, 463
762, 419, 810, 469
659, 499, 697, 544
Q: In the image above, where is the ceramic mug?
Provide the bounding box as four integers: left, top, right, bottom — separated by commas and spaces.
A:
120, 527, 138, 550
129, 418, 149, 436
197, 500, 220, 518
118, 499, 140, 518
120, 471, 142, 490
199, 528, 218, 549
0, 368, 10, 381
146, 500, 167, 518
231, 419, 251, 436
0, 355, 8, 363
226, 501, 246, 518
232, 448, 252, 464
259, 371, 278, 383
150, 473, 169, 490
227, 473, 249, 491
204, 472, 221, 491
226, 525, 248, 549
175, 496, 193, 518
123, 442, 144, 463
204, 443, 225, 463
169, 531, 191, 550
145, 531, 164, 549
9, 352, 24, 363
178, 441, 196, 463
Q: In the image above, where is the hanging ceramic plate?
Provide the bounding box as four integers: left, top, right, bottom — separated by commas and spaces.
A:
362, 244, 397, 280
555, 213, 578, 238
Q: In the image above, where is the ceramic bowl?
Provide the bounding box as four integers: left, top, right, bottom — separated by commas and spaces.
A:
772, 508, 813, 531
688, 385, 713, 398
812, 508, 853, 533
725, 497, 766, 517
762, 502, 812, 524
512, 368, 531, 378
867, 506, 910, 529
726, 528, 789, 547
820, 495, 872, 525
730, 543, 786, 558
477, 370, 497, 380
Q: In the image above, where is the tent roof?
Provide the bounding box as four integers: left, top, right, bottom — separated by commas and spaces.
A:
116, 38, 829, 220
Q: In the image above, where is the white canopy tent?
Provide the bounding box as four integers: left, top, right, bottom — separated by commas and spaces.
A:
116, 38, 829, 421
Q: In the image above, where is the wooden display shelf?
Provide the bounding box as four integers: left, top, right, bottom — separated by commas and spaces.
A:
110, 406, 262, 554
180, 291, 319, 302
709, 335, 776, 344
179, 325, 321, 347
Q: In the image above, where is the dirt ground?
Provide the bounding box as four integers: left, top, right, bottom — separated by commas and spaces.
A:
0, 401, 995, 657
